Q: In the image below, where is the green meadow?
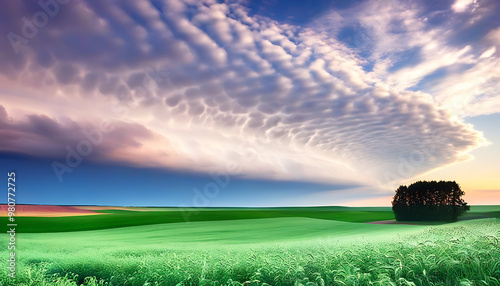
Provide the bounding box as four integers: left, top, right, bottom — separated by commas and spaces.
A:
10, 206, 397, 233
1, 206, 500, 285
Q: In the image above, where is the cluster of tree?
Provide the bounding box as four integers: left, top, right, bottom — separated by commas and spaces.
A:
392, 180, 469, 222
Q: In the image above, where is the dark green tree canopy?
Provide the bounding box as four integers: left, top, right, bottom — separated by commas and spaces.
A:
392, 180, 469, 221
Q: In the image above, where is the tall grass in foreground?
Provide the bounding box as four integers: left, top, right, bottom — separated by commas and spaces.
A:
1, 219, 499, 286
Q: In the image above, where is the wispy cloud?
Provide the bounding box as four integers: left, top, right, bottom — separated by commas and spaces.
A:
310, 0, 500, 118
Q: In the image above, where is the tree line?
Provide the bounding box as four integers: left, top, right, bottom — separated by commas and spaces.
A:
392, 180, 469, 222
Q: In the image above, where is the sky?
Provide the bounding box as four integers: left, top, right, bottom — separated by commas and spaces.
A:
0, 0, 499, 207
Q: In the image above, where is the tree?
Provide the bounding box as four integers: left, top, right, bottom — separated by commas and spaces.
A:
392, 180, 469, 222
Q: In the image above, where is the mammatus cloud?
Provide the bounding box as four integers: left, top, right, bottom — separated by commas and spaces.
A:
0, 0, 492, 187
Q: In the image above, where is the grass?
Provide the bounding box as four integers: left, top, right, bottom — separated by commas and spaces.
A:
1, 207, 499, 285
467, 205, 500, 213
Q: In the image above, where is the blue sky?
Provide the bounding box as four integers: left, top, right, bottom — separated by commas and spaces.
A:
0, 0, 499, 206
1, 152, 358, 207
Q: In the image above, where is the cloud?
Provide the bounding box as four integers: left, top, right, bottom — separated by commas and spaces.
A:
452, 0, 477, 13
0, 105, 164, 162
0, 0, 492, 187
309, 0, 500, 118
479, 46, 496, 59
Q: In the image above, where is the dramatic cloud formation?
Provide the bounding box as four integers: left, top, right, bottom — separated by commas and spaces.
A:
311, 0, 500, 117
0, 0, 496, 188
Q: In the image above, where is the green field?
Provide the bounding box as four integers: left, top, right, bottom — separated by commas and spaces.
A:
1, 206, 499, 285
9, 206, 397, 233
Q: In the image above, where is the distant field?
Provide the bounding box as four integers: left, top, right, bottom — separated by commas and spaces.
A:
2, 205, 398, 233
0, 205, 105, 217
467, 205, 500, 213
2, 205, 499, 233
